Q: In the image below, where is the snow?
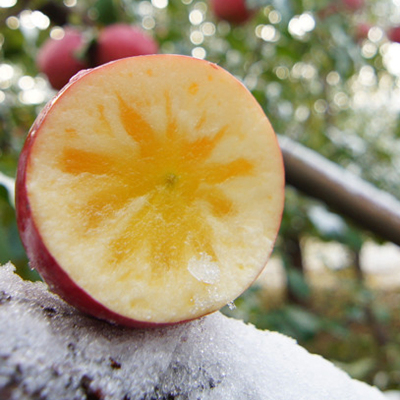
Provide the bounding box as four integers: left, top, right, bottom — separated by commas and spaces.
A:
384, 391, 400, 400
0, 263, 387, 400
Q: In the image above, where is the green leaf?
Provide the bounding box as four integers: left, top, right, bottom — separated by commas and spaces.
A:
285, 306, 322, 337
0, 172, 15, 208
287, 267, 311, 300
91, 0, 119, 25
333, 357, 376, 380
1, 27, 24, 57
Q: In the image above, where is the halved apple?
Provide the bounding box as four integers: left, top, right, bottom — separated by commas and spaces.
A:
16, 55, 284, 327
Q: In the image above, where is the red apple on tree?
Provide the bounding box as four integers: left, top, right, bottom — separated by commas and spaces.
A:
317, 4, 338, 20
37, 28, 88, 90
354, 22, 371, 42
341, 0, 364, 12
388, 26, 400, 43
16, 55, 284, 327
94, 24, 158, 66
210, 0, 255, 25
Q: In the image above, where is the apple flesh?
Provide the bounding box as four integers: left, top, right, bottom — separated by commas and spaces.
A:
16, 55, 284, 327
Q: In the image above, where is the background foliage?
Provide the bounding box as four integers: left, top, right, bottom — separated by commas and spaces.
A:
1, 0, 400, 391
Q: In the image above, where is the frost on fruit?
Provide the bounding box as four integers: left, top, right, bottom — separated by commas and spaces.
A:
0, 264, 387, 400
188, 252, 221, 284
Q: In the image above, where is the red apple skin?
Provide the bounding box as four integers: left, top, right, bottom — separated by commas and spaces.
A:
16, 56, 284, 328
94, 24, 158, 66
341, 0, 364, 11
388, 26, 400, 43
210, 0, 254, 25
355, 23, 371, 42
317, 4, 338, 20
37, 28, 88, 91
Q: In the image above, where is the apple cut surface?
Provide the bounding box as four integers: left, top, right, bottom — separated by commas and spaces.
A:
16, 55, 284, 327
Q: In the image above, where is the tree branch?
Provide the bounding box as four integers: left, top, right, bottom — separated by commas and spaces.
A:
0, 263, 386, 399
279, 135, 400, 245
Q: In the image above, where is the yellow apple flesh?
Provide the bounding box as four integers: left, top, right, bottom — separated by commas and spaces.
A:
16, 55, 285, 327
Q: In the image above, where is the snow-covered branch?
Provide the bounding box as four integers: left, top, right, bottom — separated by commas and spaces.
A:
0, 263, 386, 400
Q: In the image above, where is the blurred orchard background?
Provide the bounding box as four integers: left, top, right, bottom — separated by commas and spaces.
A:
1, 0, 400, 392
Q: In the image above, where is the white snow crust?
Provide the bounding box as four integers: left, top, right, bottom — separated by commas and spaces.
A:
0, 263, 387, 400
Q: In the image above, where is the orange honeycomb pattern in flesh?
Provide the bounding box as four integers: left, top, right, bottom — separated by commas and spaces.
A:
58, 91, 254, 274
